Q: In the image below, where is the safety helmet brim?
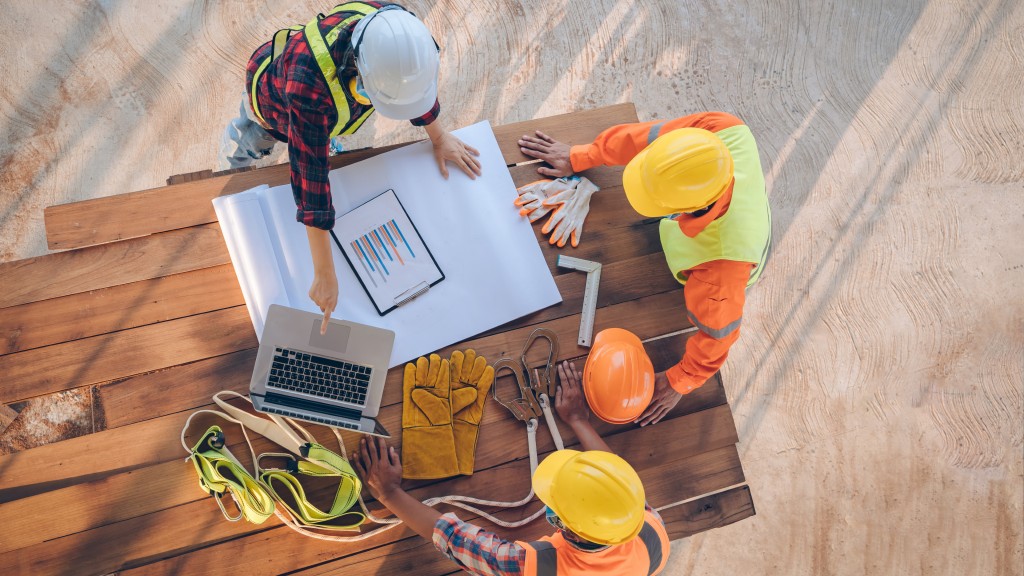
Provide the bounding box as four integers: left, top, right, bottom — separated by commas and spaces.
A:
623, 127, 733, 216
623, 146, 673, 217
532, 449, 581, 510
365, 82, 437, 120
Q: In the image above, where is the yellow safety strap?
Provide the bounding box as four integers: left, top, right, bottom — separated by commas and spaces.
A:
189, 426, 275, 525
250, 2, 378, 135
258, 443, 365, 531
303, 16, 352, 138
250, 24, 303, 125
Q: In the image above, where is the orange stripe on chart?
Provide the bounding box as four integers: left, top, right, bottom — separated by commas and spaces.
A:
381, 226, 404, 265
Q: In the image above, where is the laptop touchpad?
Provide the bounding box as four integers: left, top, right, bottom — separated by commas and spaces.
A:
309, 320, 351, 352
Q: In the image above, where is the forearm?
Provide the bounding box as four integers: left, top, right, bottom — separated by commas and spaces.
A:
377, 487, 444, 541
305, 226, 336, 278
423, 118, 445, 144
666, 329, 738, 393
569, 112, 745, 172
569, 419, 611, 453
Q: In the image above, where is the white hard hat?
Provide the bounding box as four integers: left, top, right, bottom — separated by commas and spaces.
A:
352, 7, 439, 120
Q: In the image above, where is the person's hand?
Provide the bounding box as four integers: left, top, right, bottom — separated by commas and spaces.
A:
636, 371, 681, 426
554, 360, 591, 426
518, 131, 573, 177
432, 131, 482, 180
308, 272, 338, 335
352, 436, 403, 502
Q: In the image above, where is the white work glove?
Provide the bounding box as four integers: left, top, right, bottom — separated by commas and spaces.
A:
514, 177, 580, 223
541, 177, 599, 248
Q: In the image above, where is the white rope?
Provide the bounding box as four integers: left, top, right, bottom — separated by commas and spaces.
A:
182, 393, 545, 543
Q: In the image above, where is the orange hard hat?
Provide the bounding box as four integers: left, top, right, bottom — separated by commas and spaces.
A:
582, 328, 655, 424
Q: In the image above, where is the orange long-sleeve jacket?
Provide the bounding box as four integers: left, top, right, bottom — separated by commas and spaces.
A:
569, 112, 756, 394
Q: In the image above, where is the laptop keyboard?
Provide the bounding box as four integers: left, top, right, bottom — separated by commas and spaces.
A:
268, 348, 372, 405
258, 404, 359, 431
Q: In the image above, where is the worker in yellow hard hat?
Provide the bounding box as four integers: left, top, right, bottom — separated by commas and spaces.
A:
354, 360, 670, 575
518, 112, 771, 426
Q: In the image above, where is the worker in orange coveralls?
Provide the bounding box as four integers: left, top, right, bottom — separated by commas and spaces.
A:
518, 112, 771, 425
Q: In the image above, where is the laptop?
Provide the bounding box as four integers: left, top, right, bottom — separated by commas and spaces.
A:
249, 304, 395, 437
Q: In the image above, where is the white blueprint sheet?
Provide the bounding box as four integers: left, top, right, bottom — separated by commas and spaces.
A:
215, 121, 562, 367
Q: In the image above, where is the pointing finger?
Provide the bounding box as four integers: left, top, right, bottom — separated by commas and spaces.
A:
320, 310, 330, 335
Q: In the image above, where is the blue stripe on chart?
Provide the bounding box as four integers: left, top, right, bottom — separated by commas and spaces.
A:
391, 219, 415, 257
365, 234, 389, 275
373, 229, 393, 261
355, 240, 375, 271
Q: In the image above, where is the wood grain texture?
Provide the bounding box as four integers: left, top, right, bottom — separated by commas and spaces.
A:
43, 105, 636, 251
263, 452, 745, 576
28, 402, 735, 576
0, 306, 256, 404
0, 223, 228, 309
496, 103, 637, 164
0, 405, 737, 559
0, 265, 241, 355
0, 325, 705, 504
93, 251, 683, 431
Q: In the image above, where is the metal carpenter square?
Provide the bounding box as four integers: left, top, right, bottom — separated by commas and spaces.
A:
556, 255, 602, 347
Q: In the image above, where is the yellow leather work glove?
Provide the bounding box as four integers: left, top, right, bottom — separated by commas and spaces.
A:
449, 350, 495, 476
401, 354, 460, 479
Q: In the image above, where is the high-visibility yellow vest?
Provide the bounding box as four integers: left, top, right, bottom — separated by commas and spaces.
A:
658, 124, 772, 286
250, 2, 379, 138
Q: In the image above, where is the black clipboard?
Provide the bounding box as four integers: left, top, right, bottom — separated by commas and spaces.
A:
330, 189, 445, 316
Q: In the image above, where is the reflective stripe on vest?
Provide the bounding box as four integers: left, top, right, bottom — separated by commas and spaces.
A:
647, 121, 665, 145
250, 2, 378, 137
658, 124, 772, 288
530, 541, 558, 575
519, 512, 669, 575
636, 523, 663, 575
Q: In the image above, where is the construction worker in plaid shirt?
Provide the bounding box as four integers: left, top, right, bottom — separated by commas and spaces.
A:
354, 360, 671, 576
222, 2, 481, 333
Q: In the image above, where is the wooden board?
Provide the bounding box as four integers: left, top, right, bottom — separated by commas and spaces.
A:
43, 104, 638, 251
0, 306, 697, 501
2, 105, 754, 576
0, 334, 719, 550
0, 401, 736, 575
0, 265, 241, 356
0, 306, 256, 405
0, 223, 228, 309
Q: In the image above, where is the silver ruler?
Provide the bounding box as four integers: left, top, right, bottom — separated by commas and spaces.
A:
557, 255, 602, 347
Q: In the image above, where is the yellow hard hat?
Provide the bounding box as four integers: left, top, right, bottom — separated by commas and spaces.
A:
622, 127, 734, 216
533, 450, 646, 545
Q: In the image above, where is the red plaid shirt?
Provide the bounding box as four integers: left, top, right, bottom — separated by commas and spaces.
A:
246, 2, 441, 230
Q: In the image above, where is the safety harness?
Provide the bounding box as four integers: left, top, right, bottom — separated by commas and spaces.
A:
183, 391, 375, 538
249, 2, 378, 138
184, 390, 553, 541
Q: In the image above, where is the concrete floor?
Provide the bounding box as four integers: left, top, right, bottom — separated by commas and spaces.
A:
1, 1, 1022, 574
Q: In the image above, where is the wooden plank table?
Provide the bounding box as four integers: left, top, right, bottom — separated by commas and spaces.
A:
0, 104, 754, 575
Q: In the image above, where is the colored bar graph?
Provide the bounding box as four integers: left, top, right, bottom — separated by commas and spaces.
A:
373, 229, 393, 261
351, 241, 378, 287
363, 235, 389, 276
390, 219, 415, 258
380, 225, 404, 265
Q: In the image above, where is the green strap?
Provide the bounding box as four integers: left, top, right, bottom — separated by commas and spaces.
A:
189, 426, 275, 525
259, 443, 365, 530
250, 24, 302, 125
303, 16, 352, 137
251, 3, 378, 135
